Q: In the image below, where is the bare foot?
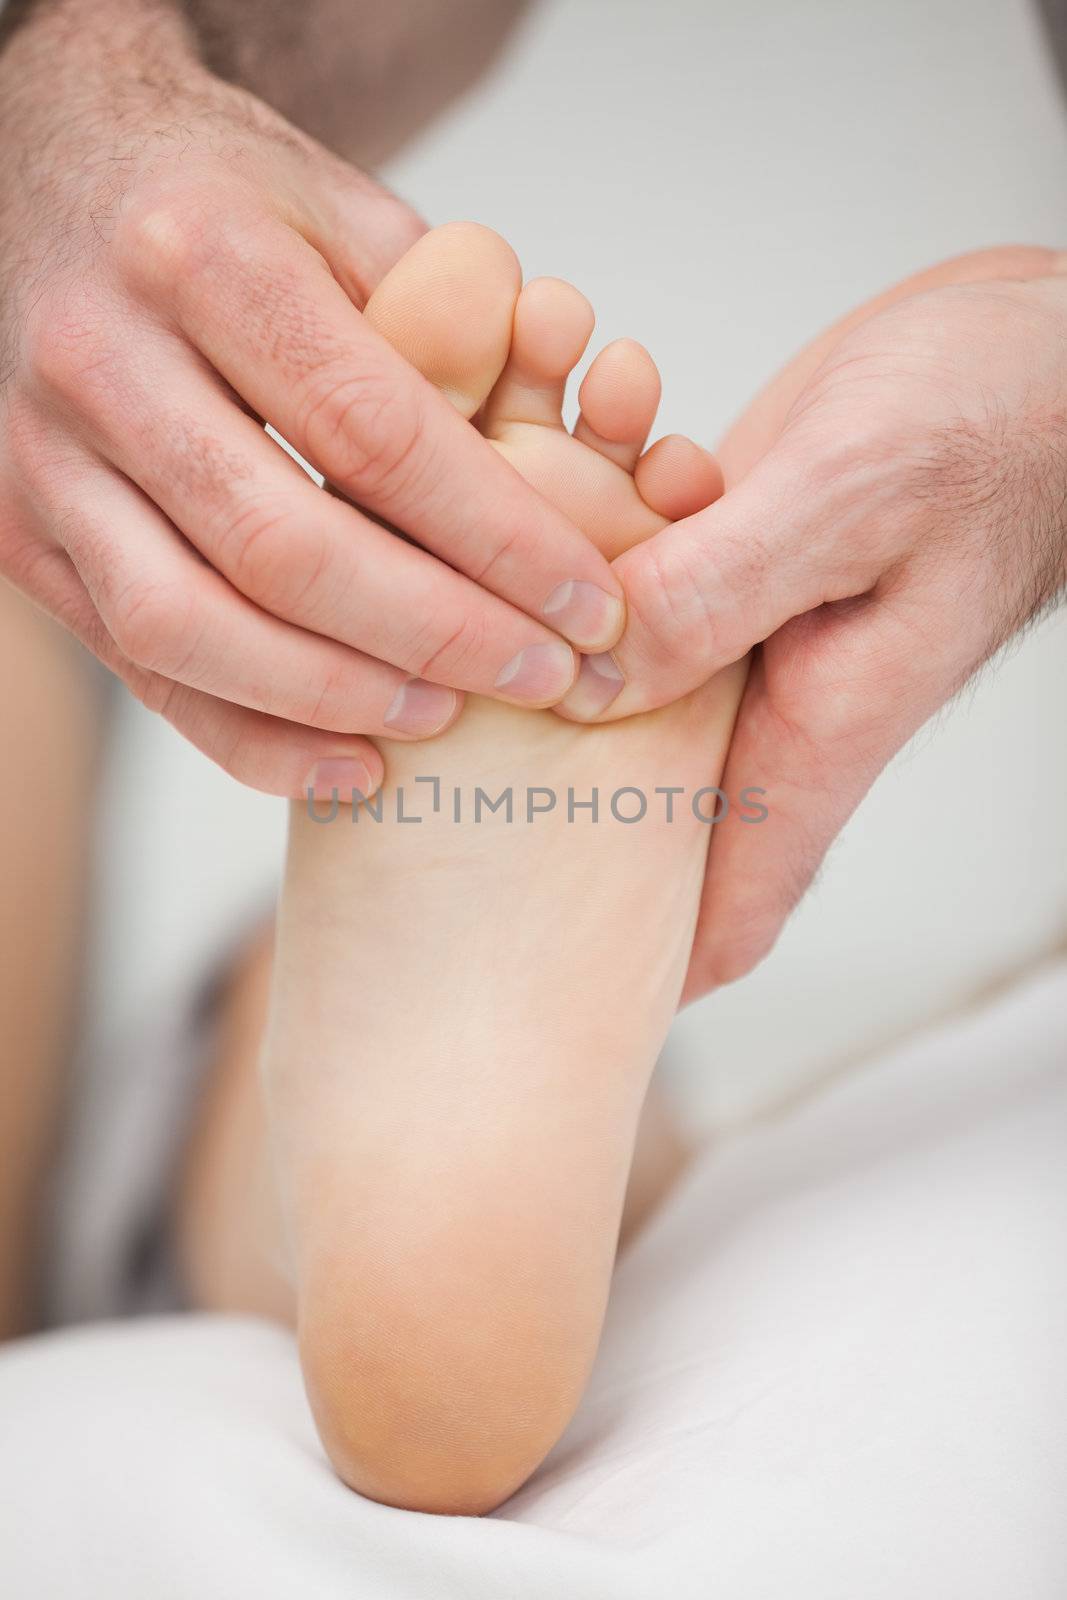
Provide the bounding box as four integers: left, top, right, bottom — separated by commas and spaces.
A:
264, 224, 748, 1514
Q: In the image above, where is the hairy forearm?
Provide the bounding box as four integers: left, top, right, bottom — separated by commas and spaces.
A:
0, 0, 192, 63
0, 0, 201, 142
0, 0, 532, 165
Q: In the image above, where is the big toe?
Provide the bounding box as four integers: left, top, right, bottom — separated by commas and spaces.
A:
363, 221, 521, 417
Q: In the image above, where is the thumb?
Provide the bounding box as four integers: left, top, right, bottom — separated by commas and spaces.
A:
560, 433, 874, 723
682, 596, 940, 998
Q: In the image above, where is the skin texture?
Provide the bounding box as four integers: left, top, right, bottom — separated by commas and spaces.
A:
563, 247, 1067, 994
0, 0, 623, 797
262, 224, 743, 1515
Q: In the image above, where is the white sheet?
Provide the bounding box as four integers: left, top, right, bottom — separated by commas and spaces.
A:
2, 961, 1064, 1598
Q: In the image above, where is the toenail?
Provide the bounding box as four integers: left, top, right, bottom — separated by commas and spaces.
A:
383, 678, 458, 736
542, 580, 626, 651
494, 640, 576, 703
304, 757, 377, 803
558, 651, 625, 720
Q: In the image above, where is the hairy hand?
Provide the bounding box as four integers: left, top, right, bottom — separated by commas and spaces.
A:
560, 247, 1067, 994
0, 4, 622, 795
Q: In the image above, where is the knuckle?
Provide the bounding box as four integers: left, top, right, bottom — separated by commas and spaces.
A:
21, 295, 114, 404
113, 189, 218, 294
296, 359, 426, 501
471, 525, 523, 587
305, 658, 361, 728
627, 537, 721, 670
220, 492, 328, 615
107, 578, 197, 676
412, 610, 487, 683
814, 679, 870, 747
772, 632, 870, 752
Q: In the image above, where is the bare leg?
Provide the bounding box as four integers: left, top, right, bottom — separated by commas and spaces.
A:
0, 581, 98, 1337
172, 926, 294, 1324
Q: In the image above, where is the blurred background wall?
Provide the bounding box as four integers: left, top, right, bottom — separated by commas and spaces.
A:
86, 0, 1067, 1133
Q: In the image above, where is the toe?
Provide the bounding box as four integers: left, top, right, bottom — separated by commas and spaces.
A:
363, 221, 521, 418
573, 339, 661, 472
635, 434, 724, 521
483, 277, 595, 434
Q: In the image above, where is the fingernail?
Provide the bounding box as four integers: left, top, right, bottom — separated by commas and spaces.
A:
542, 580, 626, 650
494, 640, 576, 703
383, 678, 458, 736
304, 758, 377, 803
558, 651, 625, 720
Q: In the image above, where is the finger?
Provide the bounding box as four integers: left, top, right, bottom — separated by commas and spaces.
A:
551, 432, 725, 729
118, 202, 626, 651
558, 441, 844, 722
682, 596, 948, 998
5, 532, 386, 800
152, 684, 388, 804
302, 182, 428, 309
41, 330, 579, 710
35, 449, 463, 740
